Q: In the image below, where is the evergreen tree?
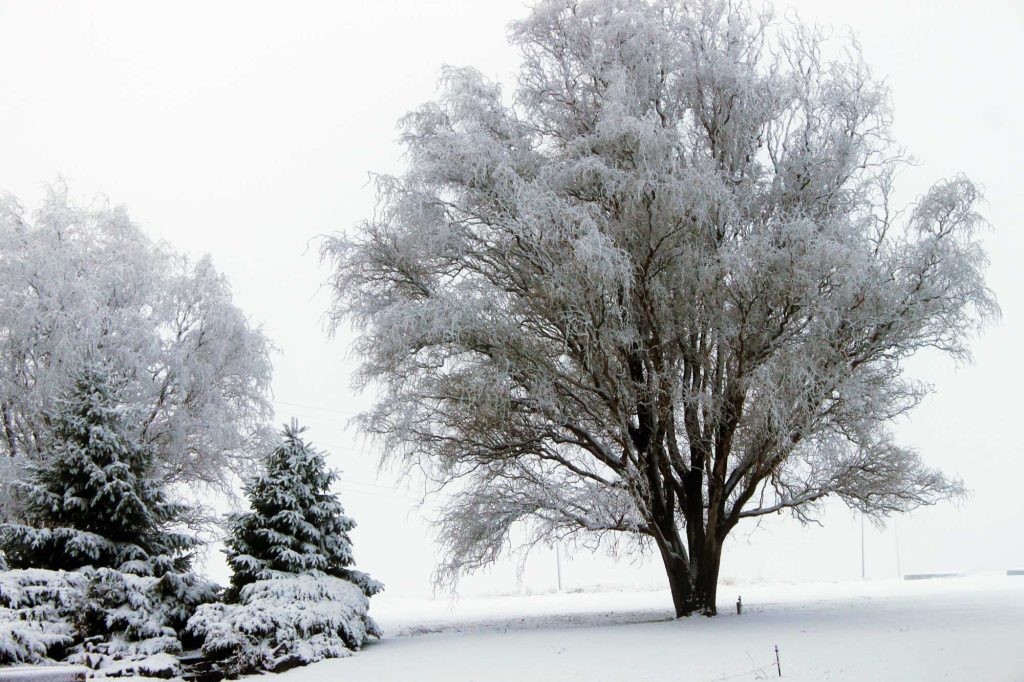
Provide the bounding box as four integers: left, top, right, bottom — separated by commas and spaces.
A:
223, 422, 381, 601
0, 358, 198, 575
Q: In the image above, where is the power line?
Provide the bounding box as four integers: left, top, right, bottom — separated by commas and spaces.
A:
334, 485, 421, 501
263, 400, 426, 502
337, 477, 417, 492
273, 399, 360, 416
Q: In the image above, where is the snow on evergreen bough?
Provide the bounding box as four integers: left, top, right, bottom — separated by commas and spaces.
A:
187, 572, 381, 675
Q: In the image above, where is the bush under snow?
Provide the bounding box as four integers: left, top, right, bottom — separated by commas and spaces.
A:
188, 572, 381, 675
0, 569, 81, 664
69, 568, 218, 675
0, 567, 217, 675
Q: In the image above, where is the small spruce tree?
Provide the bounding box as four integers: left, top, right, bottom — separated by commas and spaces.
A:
223, 421, 381, 601
0, 358, 198, 575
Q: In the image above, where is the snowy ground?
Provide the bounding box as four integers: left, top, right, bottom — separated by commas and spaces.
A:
278, 574, 1024, 682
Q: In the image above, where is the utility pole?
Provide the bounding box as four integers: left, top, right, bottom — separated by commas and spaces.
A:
861, 512, 866, 580
555, 542, 563, 592
894, 520, 902, 579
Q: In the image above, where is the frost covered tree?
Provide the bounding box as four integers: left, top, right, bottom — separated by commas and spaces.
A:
323, 0, 996, 616
223, 422, 381, 601
0, 358, 199, 575
201, 423, 382, 673
0, 184, 274, 510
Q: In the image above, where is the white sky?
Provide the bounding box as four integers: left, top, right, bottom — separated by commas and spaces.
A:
1, 0, 1021, 598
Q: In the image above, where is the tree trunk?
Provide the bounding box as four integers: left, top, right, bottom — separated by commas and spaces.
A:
1, 403, 17, 457
656, 534, 723, 617
694, 539, 722, 616
656, 539, 694, 617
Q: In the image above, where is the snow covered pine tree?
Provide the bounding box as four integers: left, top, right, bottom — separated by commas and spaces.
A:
323, 0, 996, 616
0, 358, 198, 575
187, 423, 381, 674
223, 421, 382, 601
0, 358, 217, 674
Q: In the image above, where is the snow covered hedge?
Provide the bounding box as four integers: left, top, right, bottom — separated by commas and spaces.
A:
188, 572, 381, 675
0, 567, 218, 676
0, 569, 81, 664
1, 569, 381, 677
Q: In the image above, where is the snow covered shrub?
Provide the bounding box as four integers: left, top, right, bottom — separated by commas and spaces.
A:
223, 422, 382, 601
0, 567, 218, 671
188, 573, 381, 675
152, 570, 223, 641
0, 617, 74, 666
68, 567, 218, 676
74, 567, 219, 645
70, 567, 217, 676
0, 359, 200, 576
0, 569, 83, 664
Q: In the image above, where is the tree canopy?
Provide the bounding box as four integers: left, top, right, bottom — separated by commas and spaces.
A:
0, 184, 274, 512
323, 0, 995, 615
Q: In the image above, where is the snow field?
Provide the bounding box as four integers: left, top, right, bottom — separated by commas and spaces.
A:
280, 575, 1024, 681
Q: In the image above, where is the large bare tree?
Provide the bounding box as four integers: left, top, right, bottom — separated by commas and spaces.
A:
323, 0, 995, 616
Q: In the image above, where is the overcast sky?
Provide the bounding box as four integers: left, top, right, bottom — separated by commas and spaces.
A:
1, 0, 1021, 598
